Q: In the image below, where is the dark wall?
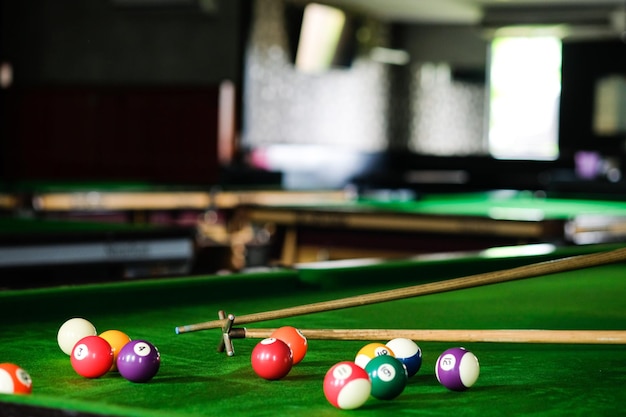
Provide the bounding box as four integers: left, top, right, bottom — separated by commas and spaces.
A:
559, 40, 626, 159
0, 0, 247, 185
398, 24, 488, 71
1, 0, 244, 86
3, 85, 221, 184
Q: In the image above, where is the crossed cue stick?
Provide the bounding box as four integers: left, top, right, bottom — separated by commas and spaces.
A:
174, 247, 626, 356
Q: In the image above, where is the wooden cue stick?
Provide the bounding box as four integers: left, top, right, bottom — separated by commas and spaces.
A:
174, 246, 626, 334
229, 328, 626, 344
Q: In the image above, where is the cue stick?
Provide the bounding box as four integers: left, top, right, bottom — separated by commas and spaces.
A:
228, 328, 626, 345
175, 246, 626, 334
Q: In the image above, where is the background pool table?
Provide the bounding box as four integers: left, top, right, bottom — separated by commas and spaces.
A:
0, 217, 196, 289
238, 190, 626, 264
6, 183, 626, 272
0, 181, 349, 281
1, 242, 625, 416
3, 180, 347, 224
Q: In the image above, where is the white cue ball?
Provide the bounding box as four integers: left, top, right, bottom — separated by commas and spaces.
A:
57, 317, 97, 355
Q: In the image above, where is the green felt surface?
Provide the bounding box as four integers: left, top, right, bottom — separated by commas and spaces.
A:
1, 244, 626, 416
290, 190, 626, 220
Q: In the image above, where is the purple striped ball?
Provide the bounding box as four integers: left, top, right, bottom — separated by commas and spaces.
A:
435, 347, 479, 391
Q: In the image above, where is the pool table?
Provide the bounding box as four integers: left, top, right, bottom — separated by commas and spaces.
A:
238, 190, 626, 263
0, 217, 195, 288
0, 183, 349, 277
6, 180, 347, 223
1, 242, 625, 416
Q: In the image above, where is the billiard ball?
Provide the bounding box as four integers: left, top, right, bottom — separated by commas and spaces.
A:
99, 329, 131, 371
270, 326, 308, 365
0, 363, 32, 394
323, 361, 371, 410
250, 338, 293, 380
354, 342, 395, 369
385, 337, 422, 377
117, 340, 161, 383
364, 355, 408, 400
435, 347, 480, 391
57, 317, 97, 355
70, 335, 114, 379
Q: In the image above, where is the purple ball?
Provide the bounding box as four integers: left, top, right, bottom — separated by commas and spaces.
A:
117, 340, 161, 383
435, 347, 479, 391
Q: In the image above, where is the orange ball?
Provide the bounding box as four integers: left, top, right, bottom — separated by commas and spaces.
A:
99, 330, 131, 371
270, 326, 308, 365
0, 363, 32, 394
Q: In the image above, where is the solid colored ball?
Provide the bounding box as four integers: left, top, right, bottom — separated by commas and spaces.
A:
250, 338, 293, 380
270, 326, 308, 365
99, 330, 131, 371
385, 337, 422, 377
0, 363, 32, 394
365, 355, 408, 400
354, 342, 395, 369
117, 340, 161, 383
435, 347, 480, 391
57, 317, 97, 355
323, 361, 371, 410
70, 335, 114, 379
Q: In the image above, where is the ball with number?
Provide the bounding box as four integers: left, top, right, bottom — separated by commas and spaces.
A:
323, 361, 371, 410
435, 347, 480, 391
354, 342, 395, 369
385, 337, 422, 377
71, 335, 114, 378
365, 355, 408, 400
250, 338, 293, 380
0, 363, 33, 394
117, 340, 161, 383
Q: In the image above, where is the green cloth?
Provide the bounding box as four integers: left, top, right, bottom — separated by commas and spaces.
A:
1, 244, 625, 416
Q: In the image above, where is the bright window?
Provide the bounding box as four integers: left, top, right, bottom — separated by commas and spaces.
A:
488, 36, 562, 160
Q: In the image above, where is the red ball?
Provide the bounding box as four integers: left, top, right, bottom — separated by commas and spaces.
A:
250, 338, 293, 380
270, 326, 308, 365
0, 363, 32, 394
71, 335, 113, 378
323, 361, 371, 410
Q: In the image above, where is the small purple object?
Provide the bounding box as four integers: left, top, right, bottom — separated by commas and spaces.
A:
435, 347, 479, 391
117, 340, 161, 383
